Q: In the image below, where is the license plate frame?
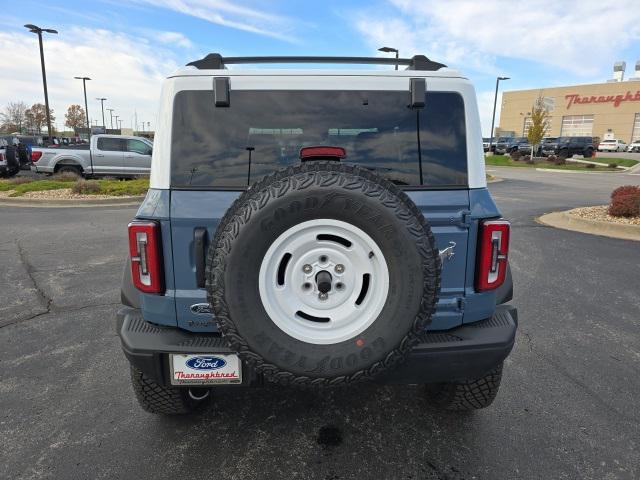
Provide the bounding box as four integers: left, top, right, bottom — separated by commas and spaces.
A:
169, 353, 242, 386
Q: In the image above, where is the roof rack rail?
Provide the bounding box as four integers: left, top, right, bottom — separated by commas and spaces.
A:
186, 54, 447, 72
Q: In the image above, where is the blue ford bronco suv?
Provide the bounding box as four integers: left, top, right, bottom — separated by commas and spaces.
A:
117, 54, 517, 414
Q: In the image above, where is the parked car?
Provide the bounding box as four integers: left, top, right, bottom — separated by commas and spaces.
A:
538, 137, 558, 156
0, 135, 37, 176
627, 141, 640, 153
512, 137, 532, 154
482, 137, 492, 152
544, 136, 594, 158
31, 134, 153, 176
494, 136, 517, 154
597, 139, 627, 152
0, 138, 20, 177
116, 53, 517, 415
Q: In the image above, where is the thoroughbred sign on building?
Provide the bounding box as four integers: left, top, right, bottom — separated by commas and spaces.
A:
498, 81, 640, 142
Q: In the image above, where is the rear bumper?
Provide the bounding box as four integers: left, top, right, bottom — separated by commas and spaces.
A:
116, 305, 517, 386
31, 164, 53, 173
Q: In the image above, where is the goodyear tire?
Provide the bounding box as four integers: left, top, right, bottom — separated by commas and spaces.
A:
206, 162, 440, 387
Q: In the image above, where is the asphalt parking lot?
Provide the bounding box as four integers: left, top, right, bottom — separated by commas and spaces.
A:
1, 168, 639, 480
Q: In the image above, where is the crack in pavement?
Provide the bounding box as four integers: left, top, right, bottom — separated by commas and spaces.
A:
16, 239, 53, 312
5, 240, 120, 330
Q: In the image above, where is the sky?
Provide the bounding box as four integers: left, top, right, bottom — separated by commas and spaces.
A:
1, 0, 639, 135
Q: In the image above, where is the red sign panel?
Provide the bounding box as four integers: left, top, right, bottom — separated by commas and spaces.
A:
565, 90, 640, 109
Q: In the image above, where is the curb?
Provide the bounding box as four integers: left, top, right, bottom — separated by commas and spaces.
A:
534, 168, 622, 174
0, 195, 144, 208
537, 209, 640, 242
567, 158, 628, 170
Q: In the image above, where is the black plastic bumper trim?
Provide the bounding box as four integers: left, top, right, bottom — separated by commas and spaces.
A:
116, 305, 517, 386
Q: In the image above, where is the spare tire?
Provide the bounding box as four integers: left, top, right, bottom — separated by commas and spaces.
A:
206, 162, 440, 386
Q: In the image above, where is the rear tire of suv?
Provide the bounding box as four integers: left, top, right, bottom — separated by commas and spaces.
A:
583, 148, 593, 158
129, 366, 212, 415
207, 162, 441, 387
424, 363, 503, 411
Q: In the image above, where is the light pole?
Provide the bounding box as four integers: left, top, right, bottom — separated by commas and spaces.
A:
114, 115, 120, 132
75, 76, 93, 173
489, 76, 510, 153
118, 119, 123, 130
24, 24, 57, 142
106, 108, 114, 130
74, 76, 91, 134
96, 97, 107, 130
378, 46, 399, 70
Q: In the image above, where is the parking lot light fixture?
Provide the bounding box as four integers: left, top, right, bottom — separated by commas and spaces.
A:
489, 76, 510, 153
75, 76, 92, 172
378, 46, 399, 70
96, 98, 107, 130
24, 24, 57, 141
106, 108, 115, 130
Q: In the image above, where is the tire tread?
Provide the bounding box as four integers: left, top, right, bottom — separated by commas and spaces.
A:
425, 364, 503, 411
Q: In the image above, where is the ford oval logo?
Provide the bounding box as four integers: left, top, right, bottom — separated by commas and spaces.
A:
185, 356, 227, 370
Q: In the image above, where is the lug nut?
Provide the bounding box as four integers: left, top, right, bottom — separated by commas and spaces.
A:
318, 292, 328, 301
303, 264, 313, 273
334, 264, 345, 273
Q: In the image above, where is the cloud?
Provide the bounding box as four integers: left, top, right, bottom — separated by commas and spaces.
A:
353, 0, 640, 76
133, 0, 300, 43
155, 31, 193, 48
0, 27, 181, 131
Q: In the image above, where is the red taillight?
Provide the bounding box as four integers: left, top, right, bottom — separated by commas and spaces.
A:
300, 146, 346, 160
31, 151, 42, 162
475, 219, 510, 292
128, 220, 164, 294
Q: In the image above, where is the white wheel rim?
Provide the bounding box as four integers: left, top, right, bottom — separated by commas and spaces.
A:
259, 219, 389, 345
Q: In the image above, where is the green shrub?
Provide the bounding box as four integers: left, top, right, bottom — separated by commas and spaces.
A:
96, 178, 149, 196
72, 179, 102, 194
510, 150, 522, 161
523, 155, 534, 164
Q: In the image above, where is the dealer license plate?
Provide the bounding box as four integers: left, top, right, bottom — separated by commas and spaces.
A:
170, 354, 242, 385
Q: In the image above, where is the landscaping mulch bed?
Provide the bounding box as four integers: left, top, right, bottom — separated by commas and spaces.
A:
569, 205, 640, 225
0, 188, 138, 200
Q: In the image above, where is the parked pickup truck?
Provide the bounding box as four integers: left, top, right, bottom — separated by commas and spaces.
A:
31, 134, 153, 177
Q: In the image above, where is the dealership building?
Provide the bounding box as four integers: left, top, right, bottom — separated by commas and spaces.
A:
497, 61, 640, 143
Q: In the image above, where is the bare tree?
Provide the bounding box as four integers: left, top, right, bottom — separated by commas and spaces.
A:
0, 101, 28, 133
25, 103, 55, 134
65, 105, 87, 131
526, 94, 549, 158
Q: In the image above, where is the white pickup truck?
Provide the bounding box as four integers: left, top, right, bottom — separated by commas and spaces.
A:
31, 134, 153, 177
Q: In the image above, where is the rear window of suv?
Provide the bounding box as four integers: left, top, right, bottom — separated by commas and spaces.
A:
170, 90, 467, 188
